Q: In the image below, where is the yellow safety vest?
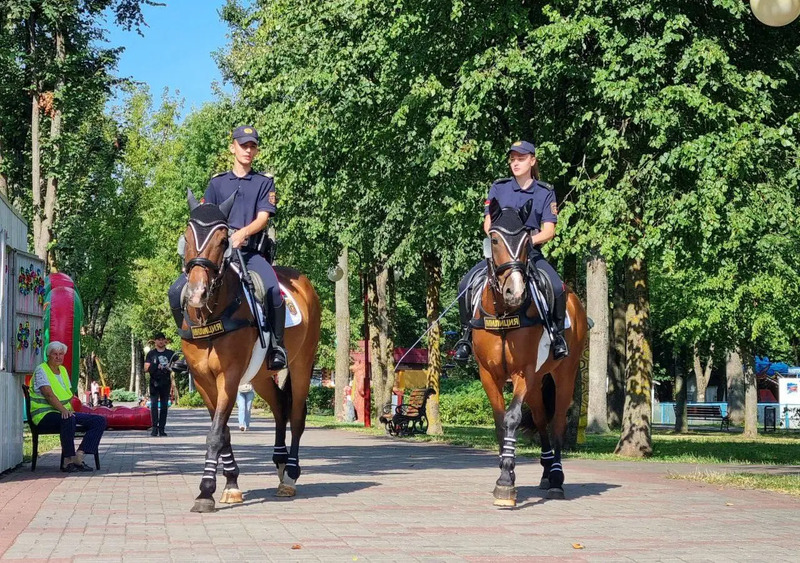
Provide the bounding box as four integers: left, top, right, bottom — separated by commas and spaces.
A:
30, 363, 73, 425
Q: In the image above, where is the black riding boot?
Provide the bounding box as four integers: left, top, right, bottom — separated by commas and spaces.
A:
551, 292, 569, 360
453, 293, 473, 364
268, 300, 288, 370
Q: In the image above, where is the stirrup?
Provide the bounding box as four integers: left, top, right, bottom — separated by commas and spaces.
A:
453, 339, 473, 364
268, 346, 288, 370
552, 334, 569, 359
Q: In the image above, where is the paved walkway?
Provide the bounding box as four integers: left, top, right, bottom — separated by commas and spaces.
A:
1, 409, 798, 562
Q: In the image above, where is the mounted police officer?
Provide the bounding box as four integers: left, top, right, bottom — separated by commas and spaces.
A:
453, 140, 569, 362
168, 125, 288, 370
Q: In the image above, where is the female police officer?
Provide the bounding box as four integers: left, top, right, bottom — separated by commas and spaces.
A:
168, 125, 288, 370
452, 140, 569, 362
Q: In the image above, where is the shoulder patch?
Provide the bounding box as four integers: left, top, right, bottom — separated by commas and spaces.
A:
537, 180, 554, 190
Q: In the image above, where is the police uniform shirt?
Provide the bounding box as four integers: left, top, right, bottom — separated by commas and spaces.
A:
204, 171, 277, 230
484, 177, 558, 231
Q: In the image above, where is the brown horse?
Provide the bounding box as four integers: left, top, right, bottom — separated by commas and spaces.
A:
473, 200, 588, 507
179, 192, 320, 513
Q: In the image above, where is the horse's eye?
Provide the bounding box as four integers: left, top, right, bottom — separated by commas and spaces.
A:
492, 239, 498, 245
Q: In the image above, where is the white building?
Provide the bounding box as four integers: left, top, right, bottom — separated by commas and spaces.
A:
1, 193, 43, 473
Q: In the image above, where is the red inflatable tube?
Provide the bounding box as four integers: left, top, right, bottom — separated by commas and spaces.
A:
71, 398, 151, 430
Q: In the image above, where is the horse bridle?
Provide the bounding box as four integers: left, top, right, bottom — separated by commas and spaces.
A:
184, 221, 231, 297
487, 225, 531, 296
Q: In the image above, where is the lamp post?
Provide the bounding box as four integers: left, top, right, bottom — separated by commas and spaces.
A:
750, 0, 800, 26
328, 252, 371, 427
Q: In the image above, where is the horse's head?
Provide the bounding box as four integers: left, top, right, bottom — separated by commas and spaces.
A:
486, 198, 533, 310
182, 190, 235, 309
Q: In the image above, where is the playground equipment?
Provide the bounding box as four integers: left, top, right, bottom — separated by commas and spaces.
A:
43, 273, 83, 392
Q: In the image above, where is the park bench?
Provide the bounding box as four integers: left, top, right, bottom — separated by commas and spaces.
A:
674, 404, 731, 431
379, 388, 435, 437
22, 384, 101, 472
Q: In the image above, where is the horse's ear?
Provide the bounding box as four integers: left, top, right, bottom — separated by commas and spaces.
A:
187, 189, 201, 211
218, 193, 236, 219
489, 198, 502, 222
519, 199, 533, 225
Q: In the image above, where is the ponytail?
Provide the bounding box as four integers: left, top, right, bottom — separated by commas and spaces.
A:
532, 158, 540, 181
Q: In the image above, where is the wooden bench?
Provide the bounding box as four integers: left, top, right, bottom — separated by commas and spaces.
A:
379, 388, 435, 436
23, 385, 101, 471
674, 404, 731, 431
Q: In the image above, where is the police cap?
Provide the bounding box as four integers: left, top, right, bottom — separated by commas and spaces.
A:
232, 125, 259, 146
507, 140, 536, 155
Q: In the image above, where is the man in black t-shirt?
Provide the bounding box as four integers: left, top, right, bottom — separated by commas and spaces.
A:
144, 332, 174, 437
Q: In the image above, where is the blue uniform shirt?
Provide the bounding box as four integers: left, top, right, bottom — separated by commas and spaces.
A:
484, 177, 557, 231
203, 170, 277, 229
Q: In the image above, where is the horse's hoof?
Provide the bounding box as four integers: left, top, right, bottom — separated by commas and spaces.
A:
493, 485, 517, 507
276, 462, 286, 484
276, 476, 296, 497
546, 487, 565, 500
190, 498, 216, 513
539, 477, 550, 490
220, 489, 243, 504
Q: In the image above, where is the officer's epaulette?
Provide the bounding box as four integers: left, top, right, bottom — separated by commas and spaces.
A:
494, 177, 513, 184
537, 180, 554, 190
255, 171, 274, 179
211, 171, 227, 178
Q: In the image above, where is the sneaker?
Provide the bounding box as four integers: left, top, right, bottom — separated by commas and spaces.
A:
158, 429, 168, 437
239, 426, 245, 432
150, 429, 158, 437
65, 462, 93, 473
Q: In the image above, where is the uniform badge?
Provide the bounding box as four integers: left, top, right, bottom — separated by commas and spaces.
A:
269, 192, 277, 205
550, 202, 558, 215
244, 127, 253, 134
513, 141, 522, 146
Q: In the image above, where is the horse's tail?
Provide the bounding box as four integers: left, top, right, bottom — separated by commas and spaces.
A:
542, 373, 556, 422
519, 373, 557, 430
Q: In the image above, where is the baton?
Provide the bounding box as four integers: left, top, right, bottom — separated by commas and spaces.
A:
236, 248, 267, 349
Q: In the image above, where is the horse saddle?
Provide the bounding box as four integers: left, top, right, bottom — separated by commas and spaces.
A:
229, 263, 302, 329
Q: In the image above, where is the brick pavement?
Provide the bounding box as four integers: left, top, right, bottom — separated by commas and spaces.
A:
1, 408, 798, 562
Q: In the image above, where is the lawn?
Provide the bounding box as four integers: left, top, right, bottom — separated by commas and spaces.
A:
23, 430, 60, 463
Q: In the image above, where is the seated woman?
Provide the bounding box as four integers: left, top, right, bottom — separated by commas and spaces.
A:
30, 341, 107, 473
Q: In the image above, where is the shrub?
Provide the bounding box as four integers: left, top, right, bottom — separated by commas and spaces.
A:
307, 386, 334, 415
438, 379, 512, 426
109, 389, 137, 402
177, 391, 205, 408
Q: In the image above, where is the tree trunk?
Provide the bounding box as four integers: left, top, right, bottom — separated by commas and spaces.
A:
36, 27, 64, 263
334, 249, 350, 421
375, 266, 394, 411
673, 349, 688, 433
134, 339, 143, 397
614, 257, 652, 457
0, 138, 7, 198
742, 347, 758, 438
29, 15, 44, 259
423, 252, 443, 435
367, 271, 383, 420
607, 262, 626, 428
726, 349, 745, 425
692, 344, 714, 403
586, 253, 609, 433
129, 332, 136, 391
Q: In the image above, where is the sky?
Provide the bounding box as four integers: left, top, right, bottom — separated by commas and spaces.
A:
104, 0, 232, 112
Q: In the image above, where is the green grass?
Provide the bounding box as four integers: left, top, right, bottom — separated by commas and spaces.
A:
23, 430, 60, 463
668, 471, 800, 497
304, 414, 800, 466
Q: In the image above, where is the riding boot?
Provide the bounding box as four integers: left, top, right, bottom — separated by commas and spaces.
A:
453, 327, 473, 364
551, 292, 569, 360
268, 300, 288, 370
